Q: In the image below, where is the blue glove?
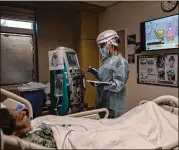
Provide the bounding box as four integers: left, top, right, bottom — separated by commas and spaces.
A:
87, 66, 99, 78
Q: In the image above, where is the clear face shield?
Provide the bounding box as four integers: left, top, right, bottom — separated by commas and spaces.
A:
97, 35, 120, 58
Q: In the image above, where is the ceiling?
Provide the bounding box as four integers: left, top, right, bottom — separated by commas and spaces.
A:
0, 1, 107, 12
0, 1, 119, 13
83, 1, 118, 7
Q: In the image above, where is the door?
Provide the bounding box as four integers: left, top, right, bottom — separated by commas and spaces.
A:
117, 30, 126, 57
81, 39, 99, 107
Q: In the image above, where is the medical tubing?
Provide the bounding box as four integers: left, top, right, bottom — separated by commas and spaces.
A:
62, 130, 74, 149
51, 123, 88, 149
70, 124, 87, 131
55, 97, 60, 115
51, 124, 88, 131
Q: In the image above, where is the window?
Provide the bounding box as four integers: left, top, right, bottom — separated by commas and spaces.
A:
1, 33, 34, 85
0, 18, 37, 85
1, 19, 33, 29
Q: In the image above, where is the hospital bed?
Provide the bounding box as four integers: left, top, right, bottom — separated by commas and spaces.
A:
0, 88, 178, 149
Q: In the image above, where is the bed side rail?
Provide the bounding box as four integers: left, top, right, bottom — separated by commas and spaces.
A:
139, 95, 178, 115
0, 88, 33, 119
67, 108, 109, 119
2, 98, 26, 111
139, 95, 178, 107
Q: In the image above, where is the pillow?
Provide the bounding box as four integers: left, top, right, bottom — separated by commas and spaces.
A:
0, 103, 7, 108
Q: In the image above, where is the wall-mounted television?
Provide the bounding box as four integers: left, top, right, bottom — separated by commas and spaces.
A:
140, 14, 178, 51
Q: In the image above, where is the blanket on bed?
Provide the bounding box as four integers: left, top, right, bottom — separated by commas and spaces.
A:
32, 101, 178, 149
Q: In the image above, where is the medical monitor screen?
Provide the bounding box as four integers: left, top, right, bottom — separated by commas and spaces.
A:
144, 14, 178, 51
66, 52, 78, 67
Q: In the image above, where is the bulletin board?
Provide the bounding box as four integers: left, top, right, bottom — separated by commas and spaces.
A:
137, 53, 178, 87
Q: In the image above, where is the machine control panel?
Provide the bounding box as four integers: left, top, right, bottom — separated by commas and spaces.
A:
67, 67, 86, 113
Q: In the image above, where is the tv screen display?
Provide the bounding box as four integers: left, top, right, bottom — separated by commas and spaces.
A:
142, 14, 178, 51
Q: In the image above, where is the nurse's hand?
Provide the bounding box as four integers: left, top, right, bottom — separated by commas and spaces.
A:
87, 66, 98, 77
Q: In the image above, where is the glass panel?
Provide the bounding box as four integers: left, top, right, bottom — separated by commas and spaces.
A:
1, 19, 33, 29
1, 33, 34, 85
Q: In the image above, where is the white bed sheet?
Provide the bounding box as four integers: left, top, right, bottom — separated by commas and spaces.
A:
31, 101, 178, 149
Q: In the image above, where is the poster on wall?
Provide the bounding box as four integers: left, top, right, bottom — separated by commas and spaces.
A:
127, 34, 136, 45
48, 49, 64, 70
137, 53, 178, 87
128, 54, 135, 64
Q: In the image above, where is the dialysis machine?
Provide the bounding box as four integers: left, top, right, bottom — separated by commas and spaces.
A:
48, 47, 86, 115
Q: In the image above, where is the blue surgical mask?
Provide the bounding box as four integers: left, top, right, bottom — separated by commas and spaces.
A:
100, 47, 109, 58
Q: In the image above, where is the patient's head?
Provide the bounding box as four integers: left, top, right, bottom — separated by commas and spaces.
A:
0, 108, 31, 137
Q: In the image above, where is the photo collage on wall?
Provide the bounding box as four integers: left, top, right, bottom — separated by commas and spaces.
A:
137, 53, 178, 87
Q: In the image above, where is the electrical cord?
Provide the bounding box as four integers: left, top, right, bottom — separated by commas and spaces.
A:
55, 96, 63, 115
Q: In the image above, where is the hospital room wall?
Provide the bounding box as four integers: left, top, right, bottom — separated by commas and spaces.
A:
99, 1, 178, 109
36, 8, 75, 82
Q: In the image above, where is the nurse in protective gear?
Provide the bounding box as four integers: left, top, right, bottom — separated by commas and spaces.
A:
87, 30, 130, 118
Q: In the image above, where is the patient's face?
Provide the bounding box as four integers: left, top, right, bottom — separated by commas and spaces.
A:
8, 109, 31, 137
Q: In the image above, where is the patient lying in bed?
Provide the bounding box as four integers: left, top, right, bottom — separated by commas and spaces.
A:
0, 108, 57, 148
0, 101, 178, 149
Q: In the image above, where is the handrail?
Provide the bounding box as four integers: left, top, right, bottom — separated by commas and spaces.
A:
139, 95, 178, 107
0, 88, 33, 119
67, 108, 109, 118
152, 95, 178, 107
